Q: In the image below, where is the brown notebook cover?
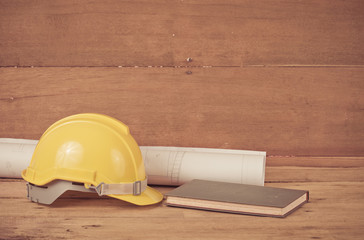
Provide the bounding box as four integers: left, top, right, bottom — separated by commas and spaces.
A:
165, 179, 309, 217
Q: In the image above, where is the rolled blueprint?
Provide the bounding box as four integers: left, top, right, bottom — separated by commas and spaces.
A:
141, 146, 265, 186
0, 138, 266, 186
0, 138, 38, 178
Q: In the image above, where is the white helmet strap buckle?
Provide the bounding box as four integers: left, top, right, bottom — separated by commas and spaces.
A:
89, 179, 147, 196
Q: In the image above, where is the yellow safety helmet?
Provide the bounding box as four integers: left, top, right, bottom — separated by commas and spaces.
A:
22, 113, 163, 205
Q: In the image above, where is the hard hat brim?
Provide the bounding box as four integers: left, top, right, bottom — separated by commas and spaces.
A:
109, 186, 164, 206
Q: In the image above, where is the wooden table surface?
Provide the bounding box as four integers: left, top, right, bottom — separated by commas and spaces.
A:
1, 156, 363, 240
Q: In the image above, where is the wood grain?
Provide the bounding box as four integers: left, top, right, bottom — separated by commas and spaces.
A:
266, 156, 364, 167
1, 67, 363, 156
0, 1, 363, 239
1, 178, 363, 240
265, 167, 364, 182
0, 0, 363, 67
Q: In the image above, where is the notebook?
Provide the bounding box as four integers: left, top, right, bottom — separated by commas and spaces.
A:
165, 179, 309, 217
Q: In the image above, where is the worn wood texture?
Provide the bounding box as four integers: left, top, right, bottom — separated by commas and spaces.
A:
0, 0, 363, 67
1, 158, 364, 240
1, 67, 363, 156
0, 1, 363, 239
267, 156, 364, 167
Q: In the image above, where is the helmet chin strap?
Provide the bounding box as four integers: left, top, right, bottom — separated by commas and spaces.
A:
87, 179, 147, 196
27, 178, 148, 205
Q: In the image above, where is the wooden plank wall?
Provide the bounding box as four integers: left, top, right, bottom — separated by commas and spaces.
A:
0, 0, 363, 156
1, 0, 364, 67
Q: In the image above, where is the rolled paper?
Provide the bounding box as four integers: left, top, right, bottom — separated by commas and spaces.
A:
0, 139, 266, 186
140, 146, 265, 186
0, 138, 38, 178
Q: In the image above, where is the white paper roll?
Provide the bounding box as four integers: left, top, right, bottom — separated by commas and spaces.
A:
140, 146, 266, 186
0, 138, 38, 178
0, 138, 266, 186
